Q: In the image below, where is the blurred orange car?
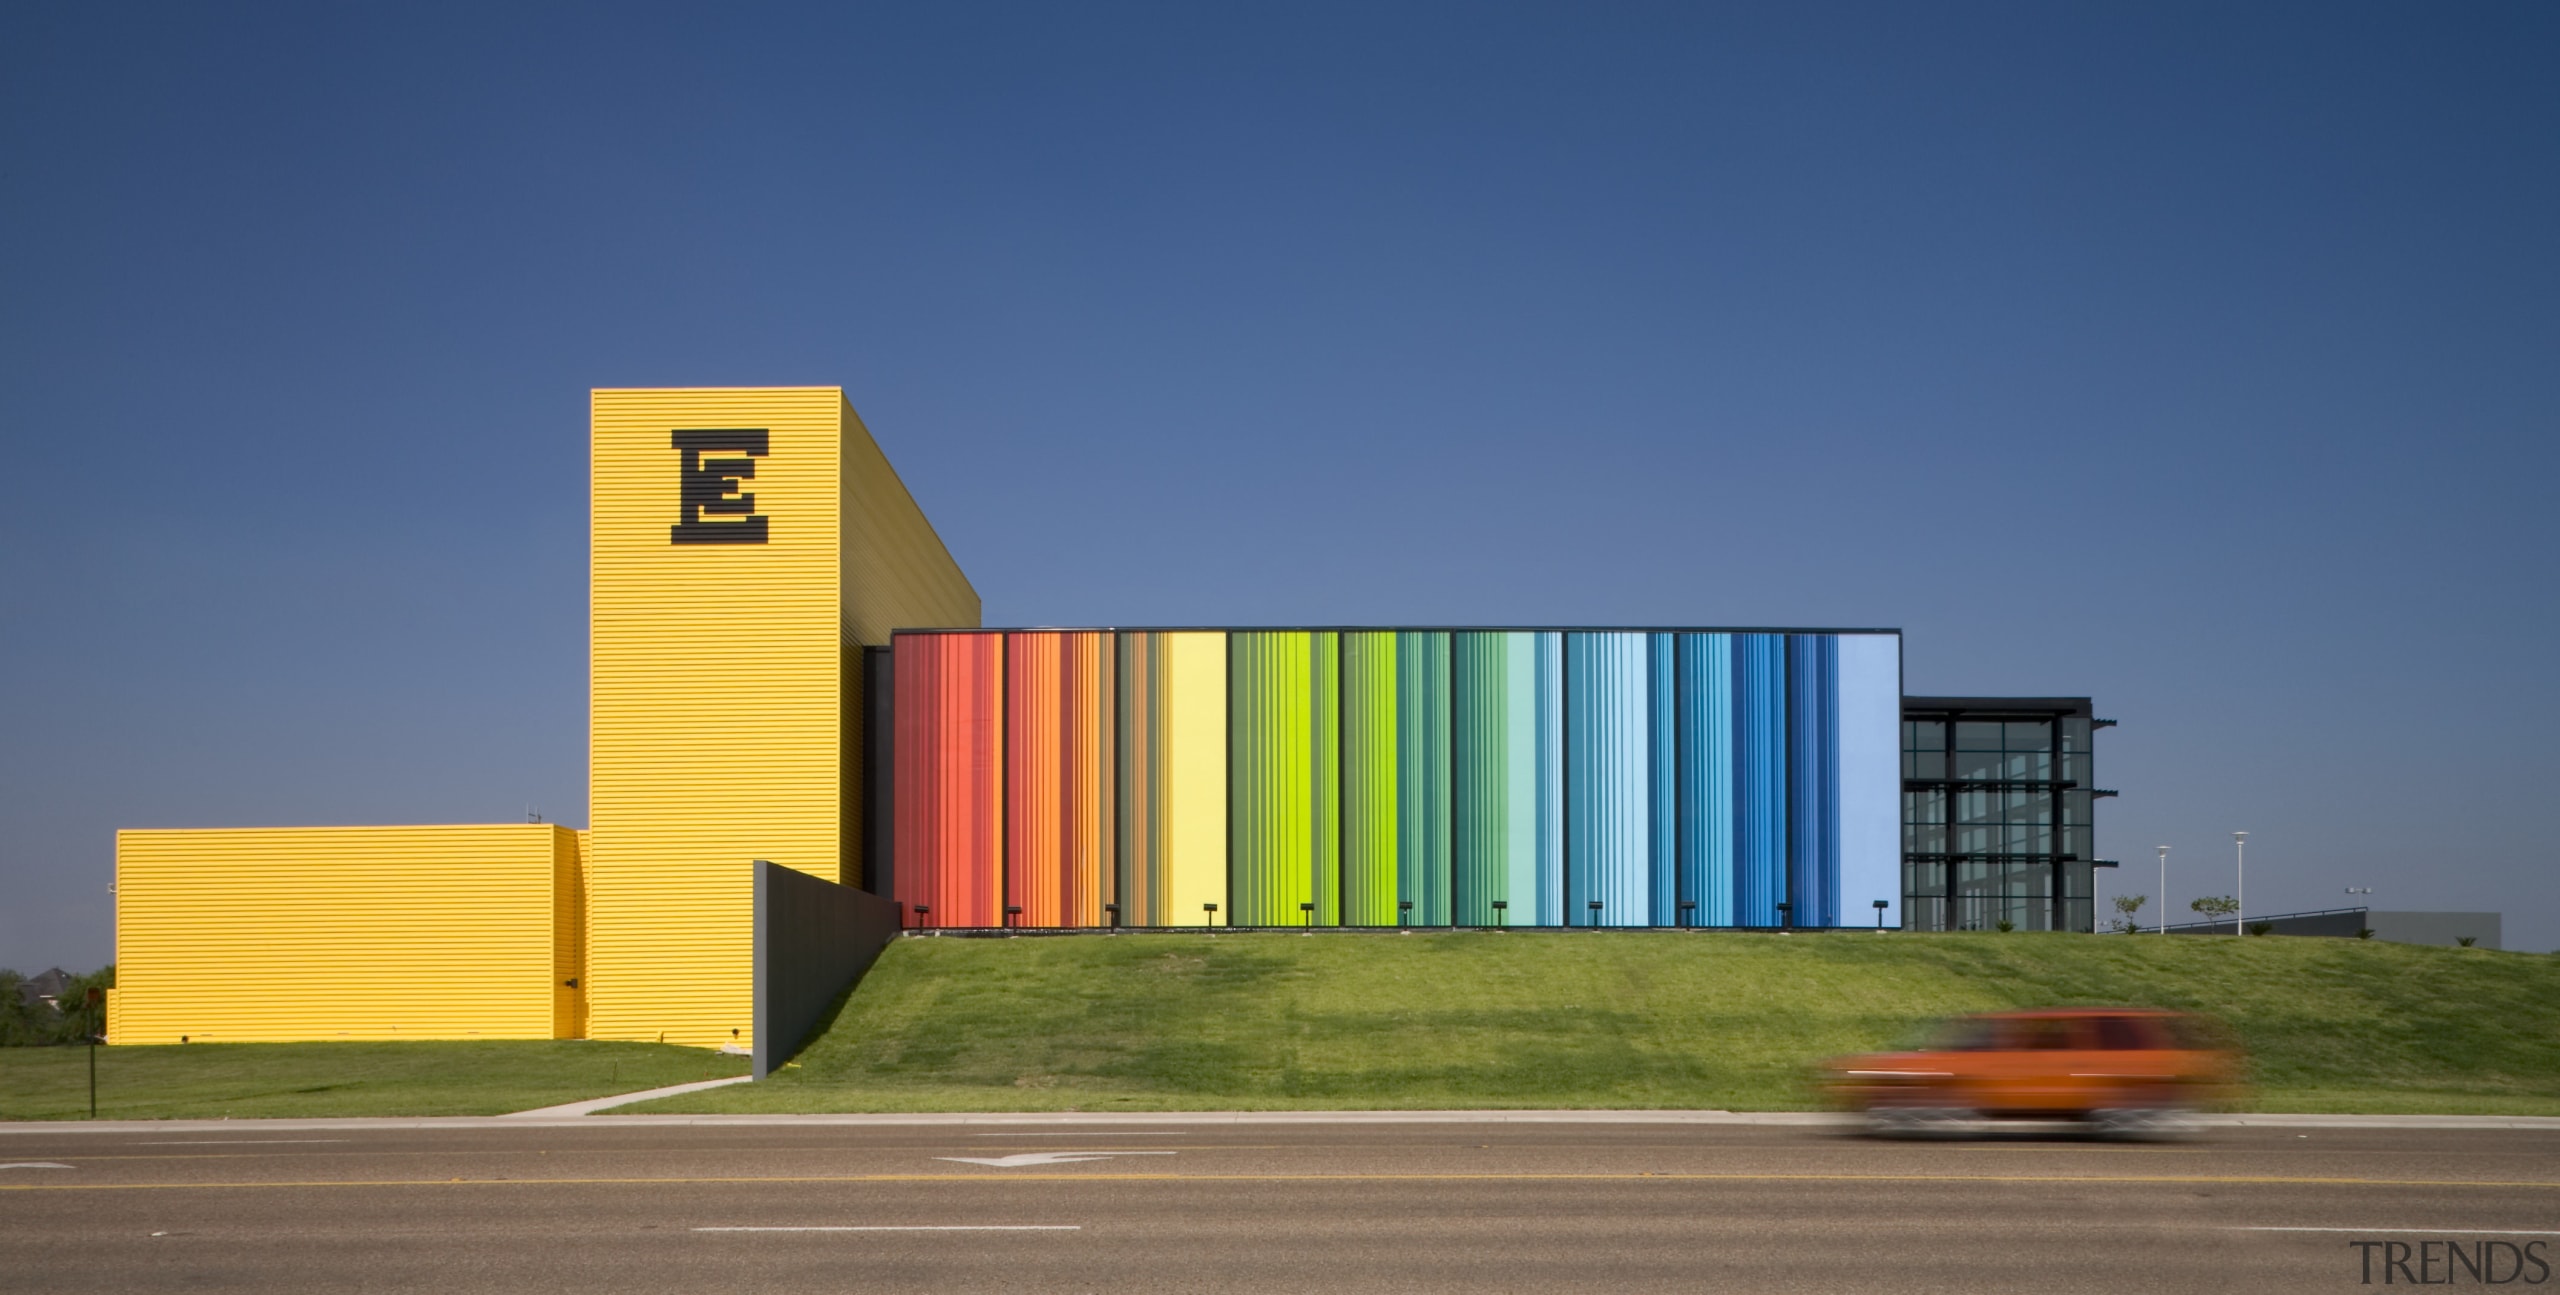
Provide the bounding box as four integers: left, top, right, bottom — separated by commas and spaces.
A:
1821, 1008, 2241, 1138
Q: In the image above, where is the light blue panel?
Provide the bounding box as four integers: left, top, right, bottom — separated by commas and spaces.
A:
1788, 635, 1840, 927
1567, 632, 1650, 927
1834, 633, 1903, 928
1502, 632, 1541, 926
1677, 633, 1735, 926
1733, 633, 1787, 927
1533, 632, 1565, 926
1647, 633, 1677, 923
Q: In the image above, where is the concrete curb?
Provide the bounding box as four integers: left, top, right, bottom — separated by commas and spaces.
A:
8, 1109, 2560, 1134
498, 1074, 755, 1118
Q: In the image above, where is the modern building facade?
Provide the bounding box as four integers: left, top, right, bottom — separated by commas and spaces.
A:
886, 628, 1902, 931
1899, 697, 2115, 933
108, 386, 2106, 1050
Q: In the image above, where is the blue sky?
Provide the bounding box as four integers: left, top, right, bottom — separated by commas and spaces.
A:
4, 2, 2554, 966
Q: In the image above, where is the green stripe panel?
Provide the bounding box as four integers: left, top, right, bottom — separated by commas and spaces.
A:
1396, 631, 1451, 926
1451, 631, 1538, 925
1340, 632, 1399, 925
1310, 632, 1340, 926
1229, 632, 1312, 926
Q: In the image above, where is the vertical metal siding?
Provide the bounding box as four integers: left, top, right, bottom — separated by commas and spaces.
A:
1733, 633, 1787, 926
1567, 632, 1651, 926
112, 825, 576, 1044
1309, 632, 1341, 926
1647, 633, 1678, 924
1339, 632, 1399, 925
894, 632, 1002, 928
1230, 631, 1313, 926
1161, 632, 1229, 927
1788, 634, 1841, 928
1533, 632, 1565, 926
1006, 633, 1067, 926
1449, 632, 1505, 926
1676, 634, 1735, 926
1394, 631, 1451, 926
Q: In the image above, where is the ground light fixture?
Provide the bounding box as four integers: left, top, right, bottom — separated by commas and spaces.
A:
2157, 846, 2172, 935
1775, 902, 1792, 929
1103, 902, 1119, 928
1299, 901, 1313, 929
1004, 905, 1022, 929
1587, 900, 1603, 927
1491, 899, 1507, 927
1873, 899, 1889, 930
1202, 902, 1217, 928
912, 903, 931, 930
2233, 831, 2249, 936
1399, 900, 1414, 927
1679, 900, 1698, 927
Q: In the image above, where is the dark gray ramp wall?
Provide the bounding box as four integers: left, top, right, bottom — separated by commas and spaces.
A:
752, 861, 904, 1080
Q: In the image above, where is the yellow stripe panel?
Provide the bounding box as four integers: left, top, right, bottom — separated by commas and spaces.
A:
111, 825, 577, 1044
1162, 632, 1229, 926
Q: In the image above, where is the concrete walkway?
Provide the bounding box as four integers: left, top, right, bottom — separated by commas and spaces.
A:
498, 1074, 755, 1117
8, 1107, 2560, 1134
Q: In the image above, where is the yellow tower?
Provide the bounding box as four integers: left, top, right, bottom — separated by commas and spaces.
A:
588, 387, 976, 1047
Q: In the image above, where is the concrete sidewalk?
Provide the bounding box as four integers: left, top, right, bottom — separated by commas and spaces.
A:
8, 1108, 2560, 1134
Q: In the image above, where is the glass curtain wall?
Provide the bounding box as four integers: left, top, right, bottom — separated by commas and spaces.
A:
1900, 699, 2106, 932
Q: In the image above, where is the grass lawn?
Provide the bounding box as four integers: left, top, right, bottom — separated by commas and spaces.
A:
628, 930, 2560, 1116
0, 1040, 747, 1121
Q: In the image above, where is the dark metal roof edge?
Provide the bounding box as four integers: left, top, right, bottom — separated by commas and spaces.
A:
890, 625, 1907, 636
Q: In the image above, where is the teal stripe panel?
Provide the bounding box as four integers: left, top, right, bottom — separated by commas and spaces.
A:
1533, 632, 1564, 925
1677, 633, 1735, 925
1395, 630, 1451, 925
1566, 632, 1650, 926
1450, 632, 1506, 926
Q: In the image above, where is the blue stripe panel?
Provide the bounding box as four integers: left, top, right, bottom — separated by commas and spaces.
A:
1566, 632, 1650, 927
1647, 633, 1677, 924
1533, 632, 1565, 925
1677, 633, 1735, 926
1396, 631, 1451, 926
1834, 633, 1903, 926
1788, 634, 1841, 928
1732, 633, 1787, 927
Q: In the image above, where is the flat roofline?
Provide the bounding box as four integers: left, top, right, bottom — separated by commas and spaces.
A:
1903, 696, 2094, 714
892, 625, 1905, 636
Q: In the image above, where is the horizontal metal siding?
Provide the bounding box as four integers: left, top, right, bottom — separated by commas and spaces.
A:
112, 825, 572, 1044
590, 388, 842, 1050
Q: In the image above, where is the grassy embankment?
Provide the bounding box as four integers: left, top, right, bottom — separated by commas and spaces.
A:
628, 930, 2560, 1116
0, 1040, 747, 1121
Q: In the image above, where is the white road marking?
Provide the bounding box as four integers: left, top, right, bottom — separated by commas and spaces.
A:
134, 1139, 350, 1146
973, 1131, 1188, 1137
695, 1226, 1082, 1233
937, 1151, 1180, 1168
0, 1163, 73, 1170
2237, 1228, 2560, 1236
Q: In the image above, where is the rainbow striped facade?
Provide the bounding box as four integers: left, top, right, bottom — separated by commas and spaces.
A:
890, 629, 1901, 929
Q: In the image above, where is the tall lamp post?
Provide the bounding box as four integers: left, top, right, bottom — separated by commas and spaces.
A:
2156, 846, 2171, 935
2232, 831, 2248, 936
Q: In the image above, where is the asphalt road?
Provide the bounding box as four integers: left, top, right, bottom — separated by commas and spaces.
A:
4, 1115, 2555, 1292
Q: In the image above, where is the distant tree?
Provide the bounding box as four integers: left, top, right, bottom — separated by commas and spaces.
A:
0, 966, 114, 1046
2190, 896, 2239, 921
2108, 894, 2149, 933
0, 969, 42, 1046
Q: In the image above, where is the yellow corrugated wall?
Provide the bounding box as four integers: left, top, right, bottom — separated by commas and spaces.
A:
588, 388, 975, 1049
110, 825, 579, 1044
1162, 632, 1230, 926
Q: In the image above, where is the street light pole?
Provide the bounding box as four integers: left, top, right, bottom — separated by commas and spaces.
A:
2233, 831, 2248, 936
2156, 846, 2170, 935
